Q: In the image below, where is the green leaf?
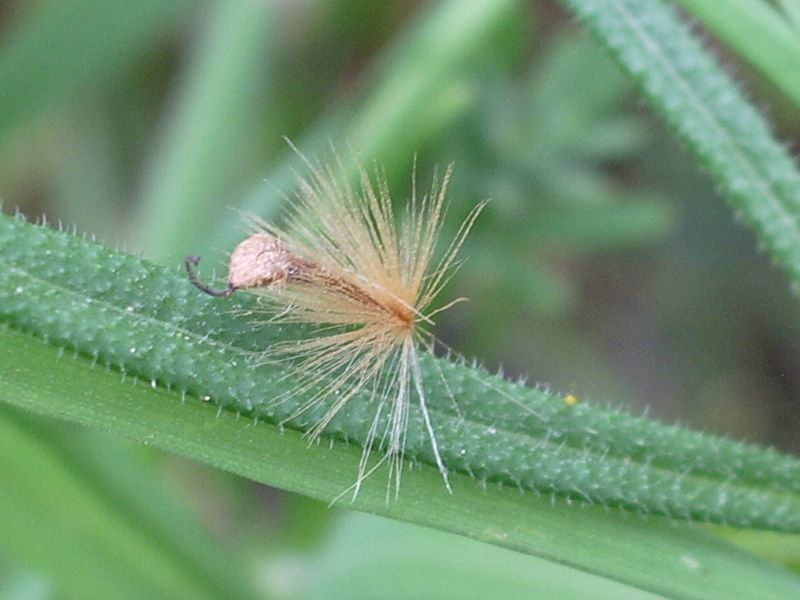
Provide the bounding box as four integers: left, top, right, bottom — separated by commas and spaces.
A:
49, 104, 124, 242
2, 211, 799, 530
0, 329, 800, 598
710, 526, 800, 573
132, 0, 277, 262
778, 0, 800, 31
1, 211, 800, 597
0, 0, 197, 143
304, 513, 664, 599
558, 0, 800, 291
0, 405, 259, 600
675, 0, 800, 107
2, 325, 799, 599
0, 408, 236, 600
211, 0, 524, 259
0, 564, 52, 600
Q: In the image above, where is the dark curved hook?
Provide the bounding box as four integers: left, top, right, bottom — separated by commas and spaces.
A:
185, 255, 236, 297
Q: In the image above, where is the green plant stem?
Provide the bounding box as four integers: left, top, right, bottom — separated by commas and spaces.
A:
2, 212, 799, 537
675, 0, 800, 107
558, 0, 800, 291
1, 325, 799, 599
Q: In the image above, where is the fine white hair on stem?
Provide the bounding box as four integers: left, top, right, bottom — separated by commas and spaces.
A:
187, 147, 485, 498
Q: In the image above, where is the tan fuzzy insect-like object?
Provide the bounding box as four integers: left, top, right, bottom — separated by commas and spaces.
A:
186, 153, 484, 497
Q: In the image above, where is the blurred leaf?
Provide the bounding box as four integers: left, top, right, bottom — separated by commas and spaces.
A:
523, 32, 638, 153
559, 0, 800, 293
710, 526, 800, 574
675, 0, 800, 107
0, 0, 197, 144
464, 241, 574, 318
50, 102, 123, 239
211, 0, 526, 264
443, 32, 670, 326
132, 0, 276, 263
528, 195, 675, 249
304, 513, 662, 600
778, 0, 800, 30
12, 410, 259, 600
0, 564, 52, 600
0, 407, 247, 600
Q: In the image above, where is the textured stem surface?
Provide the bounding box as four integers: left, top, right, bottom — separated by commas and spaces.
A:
559, 0, 800, 289
1, 214, 798, 533
1, 213, 800, 598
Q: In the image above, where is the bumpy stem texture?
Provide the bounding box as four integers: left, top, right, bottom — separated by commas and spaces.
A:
1, 214, 798, 532
559, 0, 800, 290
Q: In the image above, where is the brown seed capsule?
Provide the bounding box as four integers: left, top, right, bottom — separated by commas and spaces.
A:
227, 233, 297, 290
186, 154, 486, 500
186, 233, 311, 297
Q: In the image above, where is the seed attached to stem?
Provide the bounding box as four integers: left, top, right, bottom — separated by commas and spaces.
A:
186, 153, 484, 499
186, 233, 313, 297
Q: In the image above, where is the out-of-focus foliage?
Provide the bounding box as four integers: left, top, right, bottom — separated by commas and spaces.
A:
1, 0, 799, 598
441, 32, 672, 344
303, 513, 665, 599
675, 0, 800, 107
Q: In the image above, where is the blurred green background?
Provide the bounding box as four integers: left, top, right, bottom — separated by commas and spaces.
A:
1, 0, 799, 597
